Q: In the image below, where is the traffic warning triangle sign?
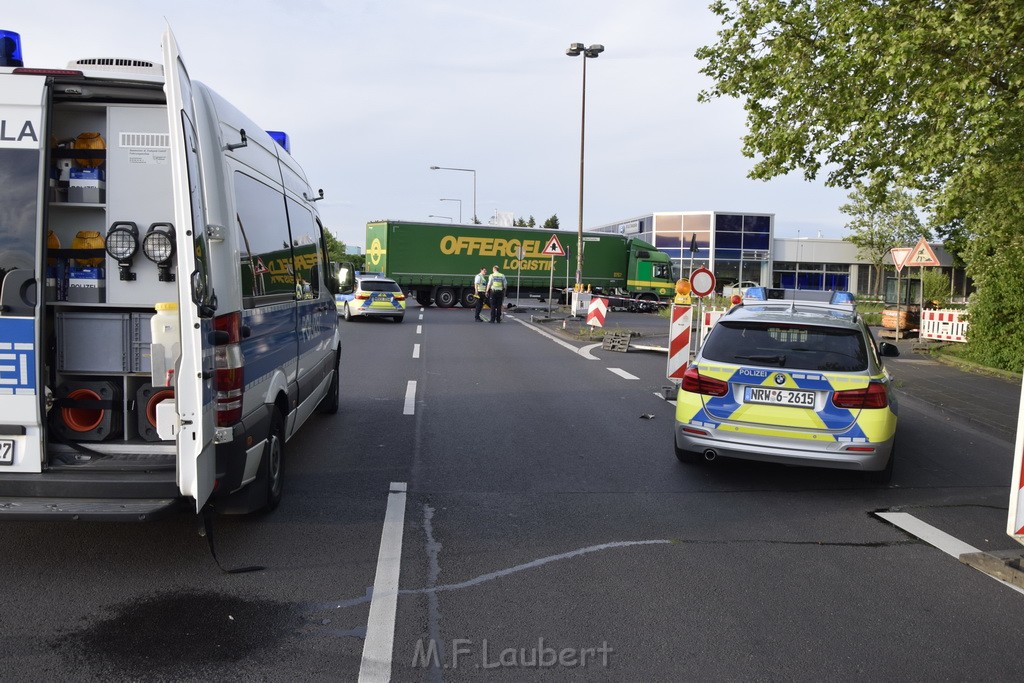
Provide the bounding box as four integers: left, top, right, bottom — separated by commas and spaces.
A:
542, 234, 566, 256
906, 237, 940, 267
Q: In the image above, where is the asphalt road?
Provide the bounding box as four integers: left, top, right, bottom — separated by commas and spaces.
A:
0, 306, 1022, 681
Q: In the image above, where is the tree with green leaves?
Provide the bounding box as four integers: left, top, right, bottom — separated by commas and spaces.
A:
542, 214, 560, 230
840, 181, 925, 298
697, 0, 1024, 371
322, 227, 346, 264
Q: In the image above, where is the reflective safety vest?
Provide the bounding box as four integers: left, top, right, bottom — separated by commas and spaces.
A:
474, 273, 488, 293
487, 272, 506, 291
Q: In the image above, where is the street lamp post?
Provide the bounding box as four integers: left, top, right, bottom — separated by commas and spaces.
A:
428, 215, 453, 222
430, 166, 476, 223
566, 42, 604, 288
440, 198, 462, 223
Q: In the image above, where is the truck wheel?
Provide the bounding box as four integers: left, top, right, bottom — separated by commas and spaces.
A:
415, 292, 433, 307
637, 294, 659, 313
458, 287, 477, 308
434, 286, 456, 308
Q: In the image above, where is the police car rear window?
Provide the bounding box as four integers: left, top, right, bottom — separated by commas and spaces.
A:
702, 321, 868, 372
361, 281, 401, 293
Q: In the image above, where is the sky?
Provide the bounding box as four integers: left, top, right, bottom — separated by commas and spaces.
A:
5, 0, 853, 249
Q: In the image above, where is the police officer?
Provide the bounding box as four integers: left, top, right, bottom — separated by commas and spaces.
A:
473, 266, 488, 321
486, 265, 507, 323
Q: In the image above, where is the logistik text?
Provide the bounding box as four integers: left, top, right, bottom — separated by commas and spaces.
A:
439, 235, 557, 271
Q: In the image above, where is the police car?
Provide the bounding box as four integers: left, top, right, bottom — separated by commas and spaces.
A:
674, 288, 900, 482
337, 274, 407, 322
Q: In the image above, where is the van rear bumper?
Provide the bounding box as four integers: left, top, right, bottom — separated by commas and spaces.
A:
0, 471, 182, 521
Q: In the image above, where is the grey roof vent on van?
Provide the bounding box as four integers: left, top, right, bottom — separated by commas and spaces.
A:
67, 57, 164, 78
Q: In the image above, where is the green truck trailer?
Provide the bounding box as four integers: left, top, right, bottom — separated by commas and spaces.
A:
364, 220, 676, 308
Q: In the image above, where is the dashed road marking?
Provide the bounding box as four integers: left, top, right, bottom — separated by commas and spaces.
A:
403, 381, 417, 415
416, 325, 422, 335
358, 482, 408, 682
608, 367, 639, 380
412, 344, 420, 359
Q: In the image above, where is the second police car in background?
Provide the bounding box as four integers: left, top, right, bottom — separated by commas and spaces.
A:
336, 274, 407, 323
674, 288, 900, 482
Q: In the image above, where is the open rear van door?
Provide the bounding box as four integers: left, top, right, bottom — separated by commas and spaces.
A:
162, 27, 215, 512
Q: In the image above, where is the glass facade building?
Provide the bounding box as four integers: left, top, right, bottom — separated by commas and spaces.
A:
590, 212, 772, 290
589, 211, 971, 300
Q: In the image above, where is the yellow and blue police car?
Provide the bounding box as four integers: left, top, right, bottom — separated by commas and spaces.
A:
337, 274, 407, 323
674, 288, 900, 482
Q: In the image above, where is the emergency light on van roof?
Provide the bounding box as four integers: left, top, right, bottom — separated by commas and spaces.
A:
266, 130, 290, 153
0, 29, 24, 67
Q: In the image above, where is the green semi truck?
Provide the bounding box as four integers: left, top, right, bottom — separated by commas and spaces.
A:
364, 220, 676, 308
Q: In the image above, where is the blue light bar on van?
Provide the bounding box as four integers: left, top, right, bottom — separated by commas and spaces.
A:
266, 130, 290, 153
0, 30, 25, 67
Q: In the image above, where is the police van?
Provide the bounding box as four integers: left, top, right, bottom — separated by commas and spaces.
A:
0, 28, 351, 519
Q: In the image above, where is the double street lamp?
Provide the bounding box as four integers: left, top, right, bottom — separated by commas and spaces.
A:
430, 166, 476, 223
566, 42, 604, 288
440, 198, 462, 223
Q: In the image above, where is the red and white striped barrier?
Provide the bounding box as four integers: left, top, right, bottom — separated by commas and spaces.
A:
920, 309, 968, 342
1009, 375, 1024, 545
667, 305, 692, 382
586, 297, 609, 327
701, 308, 727, 342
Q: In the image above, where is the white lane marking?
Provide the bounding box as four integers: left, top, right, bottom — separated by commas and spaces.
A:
508, 315, 599, 360
416, 325, 422, 334
419, 313, 423, 320
655, 391, 677, 406
608, 367, 639, 380
358, 482, 408, 683
876, 512, 1024, 596
581, 343, 602, 360
412, 344, 420, 359
876, 512, 979, 558
403, 381, 416, 415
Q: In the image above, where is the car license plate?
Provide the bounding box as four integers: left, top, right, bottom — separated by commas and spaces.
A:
374, 293, 390, 302
0, 440, 13, 465
744, 386, 815, 407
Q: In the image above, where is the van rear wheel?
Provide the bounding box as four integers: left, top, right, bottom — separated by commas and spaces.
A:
317, 351, 341, 414
262, 409, 285, 511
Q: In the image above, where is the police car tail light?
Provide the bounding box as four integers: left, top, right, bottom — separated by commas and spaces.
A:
213, 311, 244, 426
355, 292, 370, 300
681, 366, 729, 397
832, 382, 888, 409
394, 293, 405, 301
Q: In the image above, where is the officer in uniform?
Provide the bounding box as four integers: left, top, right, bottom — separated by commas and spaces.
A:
473, 266, 488, 321
486, 265, 507, 323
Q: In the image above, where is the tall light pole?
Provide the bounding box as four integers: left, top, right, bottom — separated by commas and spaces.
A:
430, 166, 476, 223
566, 42, 604, 288
440, 198, 462, 223
428, 215, 453, 222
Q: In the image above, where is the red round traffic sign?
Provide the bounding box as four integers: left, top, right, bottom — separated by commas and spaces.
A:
689, 267, 716, 297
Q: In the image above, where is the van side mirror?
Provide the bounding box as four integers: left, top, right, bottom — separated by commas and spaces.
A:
336, 261, 355, 295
